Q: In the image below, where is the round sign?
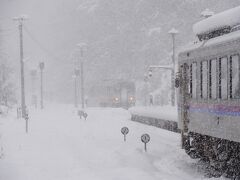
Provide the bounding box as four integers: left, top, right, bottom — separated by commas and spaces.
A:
121, 127, 129, 135
141, 134, 150, 143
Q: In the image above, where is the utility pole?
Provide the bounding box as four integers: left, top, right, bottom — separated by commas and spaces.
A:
73, 68, 80, 108
39, 62, 44, 109
13, 15, 28, 118
77, 43, 87, 109
30, 69, 37, 108
168, 28, 179, 106
80, 60, 84, 109
74, 75, 77, 108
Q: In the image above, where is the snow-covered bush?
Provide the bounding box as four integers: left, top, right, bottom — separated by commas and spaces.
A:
0, 57, 16, 107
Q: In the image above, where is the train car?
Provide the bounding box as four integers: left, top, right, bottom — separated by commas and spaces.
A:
99, 80, 136, 109
176, 6, 240, 178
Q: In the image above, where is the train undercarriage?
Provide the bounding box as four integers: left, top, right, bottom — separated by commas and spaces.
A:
183, 132, 240, 178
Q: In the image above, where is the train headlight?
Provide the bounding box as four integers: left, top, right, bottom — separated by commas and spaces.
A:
129, 97, 134, 101
114, 97, 119, 102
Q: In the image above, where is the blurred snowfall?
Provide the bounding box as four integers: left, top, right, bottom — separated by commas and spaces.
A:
1, 0, 240, 105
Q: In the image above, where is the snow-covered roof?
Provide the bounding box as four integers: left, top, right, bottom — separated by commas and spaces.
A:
200, 8, 214, 18
180, 30, 240, 53
193, 6, 240, 35
168, 28, 179, 34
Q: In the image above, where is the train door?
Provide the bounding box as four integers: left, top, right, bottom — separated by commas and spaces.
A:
179, 63, 190, 149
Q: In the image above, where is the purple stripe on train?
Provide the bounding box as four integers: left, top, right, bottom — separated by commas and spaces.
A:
188, 103, 240, 116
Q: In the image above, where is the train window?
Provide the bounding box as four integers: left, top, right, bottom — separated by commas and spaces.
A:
219, 57, 228, 99
190, 64, 192, 96
209, 59, 217, 99
202, 61, 208, 99
200, 62, 202, 98
230, 55, 240, 98
191, 62, 197, 99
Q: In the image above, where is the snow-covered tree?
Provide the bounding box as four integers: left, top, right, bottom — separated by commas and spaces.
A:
0, 27, 16, 107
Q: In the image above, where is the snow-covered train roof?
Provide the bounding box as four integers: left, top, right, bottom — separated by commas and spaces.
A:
179, 30, 240, 55
193, 6, 240, 36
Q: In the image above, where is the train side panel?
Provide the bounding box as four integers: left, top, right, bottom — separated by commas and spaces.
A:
178, 32, 240, 143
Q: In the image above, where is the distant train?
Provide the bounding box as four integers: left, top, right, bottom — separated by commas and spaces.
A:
99, 80, 136, 109
176, 6, 240, 178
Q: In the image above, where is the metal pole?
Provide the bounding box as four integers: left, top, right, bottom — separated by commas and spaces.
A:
26, 117, 28, 133
19, 21, 26, 118
77, 43, 86, 109
171, 34, 175, 106
80, 61, 84, 109
74, 76, 78, 107
40, 68, 43, 109
31, 70, 37, 108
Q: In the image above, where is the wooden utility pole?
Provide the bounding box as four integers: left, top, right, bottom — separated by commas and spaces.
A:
80, 60, 84, 109
168, 28, 179, 106
74, 68, 80, 108
31, 70, 37, 108
13, 15, 27, 118
77, 43, 87, 109
74, 75, 78, 107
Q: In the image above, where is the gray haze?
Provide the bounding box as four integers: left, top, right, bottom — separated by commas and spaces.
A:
1, 0, 240, 104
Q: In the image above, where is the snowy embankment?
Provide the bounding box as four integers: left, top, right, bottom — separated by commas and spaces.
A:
129, 106, 178, 122
0, 104, 224, 180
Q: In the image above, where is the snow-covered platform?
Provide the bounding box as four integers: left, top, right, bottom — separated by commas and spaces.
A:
0, 104, 206, 179
128, 106, 179, 133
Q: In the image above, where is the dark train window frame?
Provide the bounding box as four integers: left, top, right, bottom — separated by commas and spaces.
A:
229, 54, 240, 99
200, 61, 203, 99
190, 62, 197, 99
200, 60, 208, 100
190, 63, 192, 97
218, 56, 228, 100
209, 58, 217, 100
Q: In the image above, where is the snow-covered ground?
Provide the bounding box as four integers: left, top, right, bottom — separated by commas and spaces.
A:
129, 106, 178, 122
0, 104, 223, 180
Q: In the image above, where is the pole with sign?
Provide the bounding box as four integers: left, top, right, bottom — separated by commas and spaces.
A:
121, 127, 129, 141
141, 134, 150, 152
